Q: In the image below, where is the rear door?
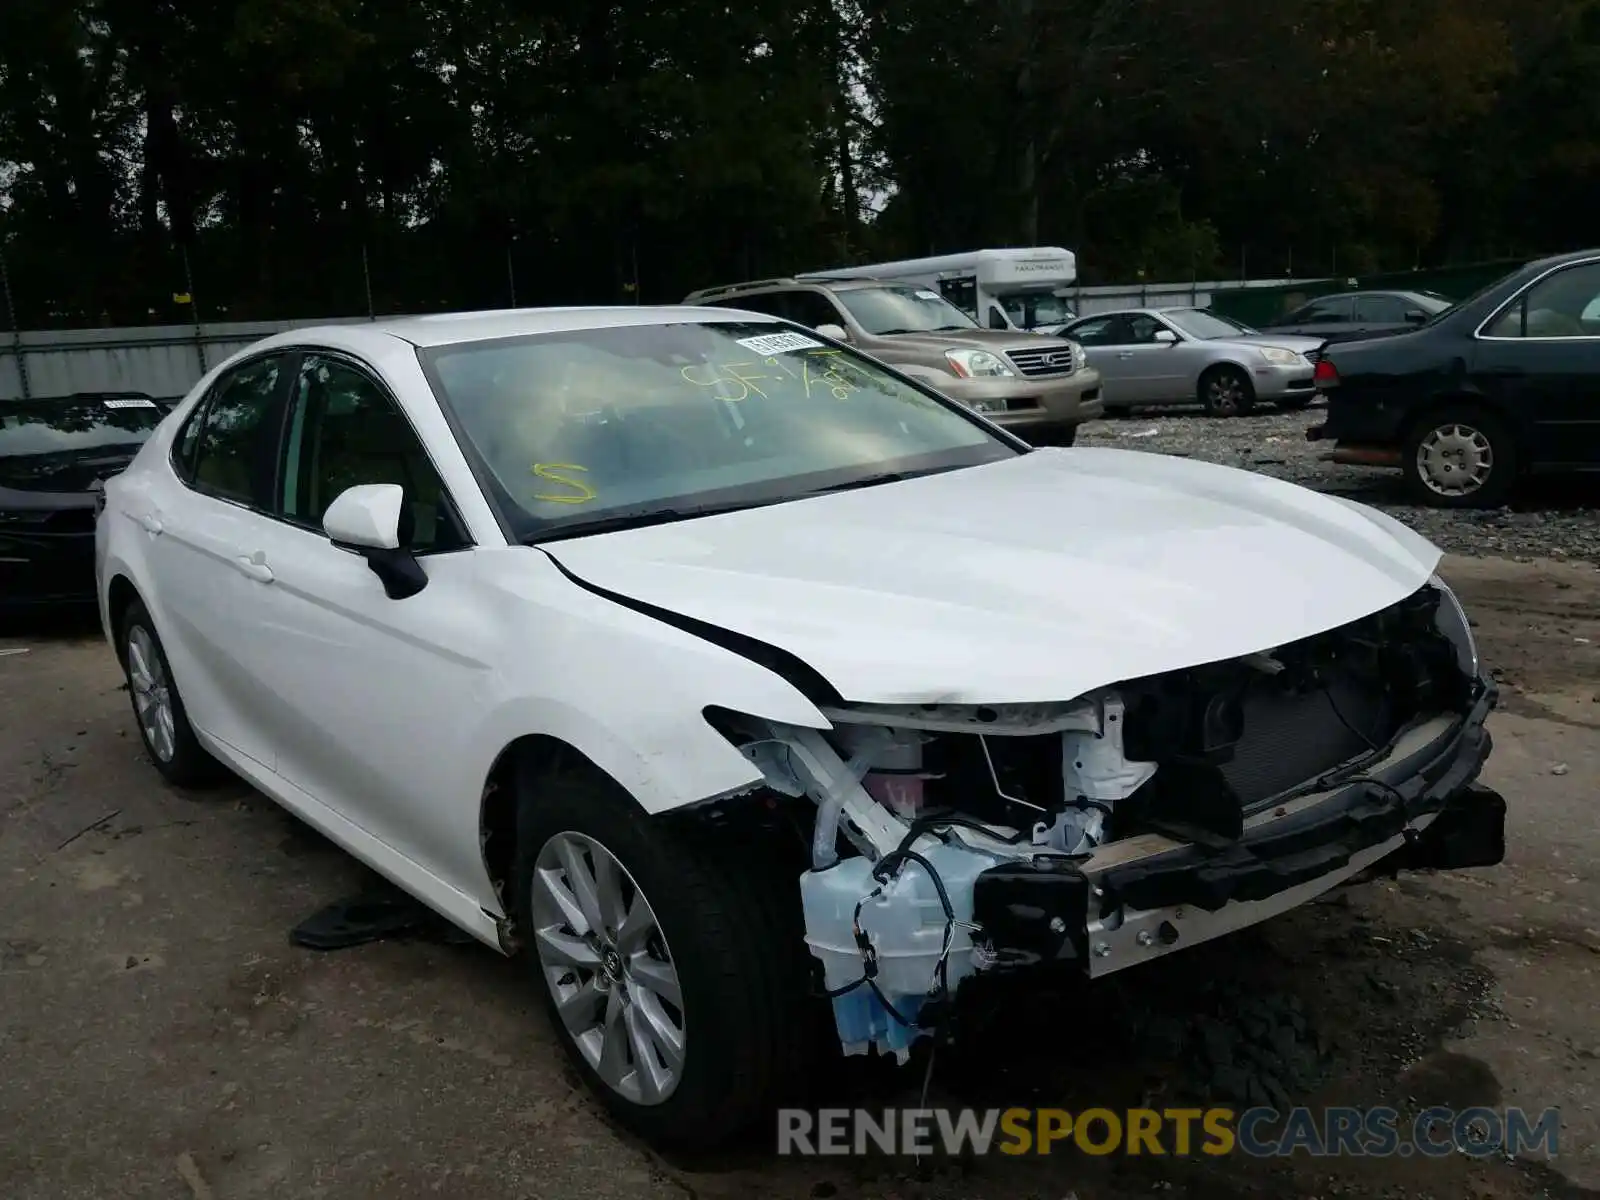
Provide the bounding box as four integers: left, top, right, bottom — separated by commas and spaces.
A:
1473, 260, 1600, 465
1064, 314, 1149, 401
140, 353, 292, 769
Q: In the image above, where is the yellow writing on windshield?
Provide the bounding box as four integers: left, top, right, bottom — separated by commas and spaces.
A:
679, 360, 771, 401
531, 462, 597, 504
683, 351, 864, 402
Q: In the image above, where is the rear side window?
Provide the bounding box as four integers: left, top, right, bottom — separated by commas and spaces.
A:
189, 356, 283, 505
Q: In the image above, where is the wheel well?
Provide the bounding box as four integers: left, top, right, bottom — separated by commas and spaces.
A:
478, 734, 629, 921
106, 575, 140, 651
1398, 394, 1520, 453
1201, 360, 1254, 387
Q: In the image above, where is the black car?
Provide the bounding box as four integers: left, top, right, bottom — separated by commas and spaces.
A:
0, 392, 167, 607
1262, 289, 1456, 345
1306, 250, 1600, 508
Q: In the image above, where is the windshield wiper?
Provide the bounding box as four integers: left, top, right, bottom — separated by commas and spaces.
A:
524, 499, 775, 544
802, 465, 963, 496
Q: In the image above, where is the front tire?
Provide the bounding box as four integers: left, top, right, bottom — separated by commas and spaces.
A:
1200, 365, 1256, 417
513, 767, 818, 1149
117, 599, 230, 788
1402, 404, 1516, 508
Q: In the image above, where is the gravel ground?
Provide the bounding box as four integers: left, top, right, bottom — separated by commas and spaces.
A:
1077, 401, 1600, 565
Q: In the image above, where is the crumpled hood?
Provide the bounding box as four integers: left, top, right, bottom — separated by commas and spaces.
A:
540, 448, 1443, 705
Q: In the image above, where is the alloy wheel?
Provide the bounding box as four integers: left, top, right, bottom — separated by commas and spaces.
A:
1206, 370, 1247, 416
126, 625, 176, 762
530, 832, 686, 1105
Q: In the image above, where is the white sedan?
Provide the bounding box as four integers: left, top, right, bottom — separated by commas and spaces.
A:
95, 306, 1505, 1148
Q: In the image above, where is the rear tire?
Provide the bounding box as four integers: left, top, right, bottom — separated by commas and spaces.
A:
513, 765, 820, 1150
1199, 365, 1256, 417
1401, 404, 1516, 509
116, 599, 230, 788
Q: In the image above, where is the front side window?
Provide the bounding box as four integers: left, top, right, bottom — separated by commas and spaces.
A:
1064, 315, 1129, 346
722, 293, 791, 321
782, 291, 848, 331
277, 355, 465, 552
419, 320, 1015, 542
833, 285, 979, 335
1125, 314, 1173, 344
1292, 297, 1354, 324
1483, 263, 1600, 339
189, 356, 283, 504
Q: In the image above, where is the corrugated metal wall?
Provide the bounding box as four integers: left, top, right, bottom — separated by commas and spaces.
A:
0, 316, 383, 402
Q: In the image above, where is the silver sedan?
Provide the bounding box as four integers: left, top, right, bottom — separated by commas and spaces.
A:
1058, 307, 1327, 417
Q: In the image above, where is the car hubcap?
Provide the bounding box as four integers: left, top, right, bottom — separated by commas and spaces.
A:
530, 832, 685, 1105
1208, 374, 1244, 415
126, 625, 176, 762
1417, 424, 1493, 496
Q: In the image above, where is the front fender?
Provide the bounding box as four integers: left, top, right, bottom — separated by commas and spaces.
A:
459, 549, 834, 823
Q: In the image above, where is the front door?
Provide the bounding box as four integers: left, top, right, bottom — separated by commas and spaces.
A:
231, 351, 495, 890
1473, 260, 1600, 465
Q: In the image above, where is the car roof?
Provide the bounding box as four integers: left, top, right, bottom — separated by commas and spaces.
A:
687, 277, 921, 303
1067, 308, 1165, 319
269, 305, 786, 351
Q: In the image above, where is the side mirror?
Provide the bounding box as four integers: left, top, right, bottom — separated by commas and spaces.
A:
814, 322, 850, 342
1153, 329, 1179, 345
1404, 309, 1428, 324
323, 483, 428, 600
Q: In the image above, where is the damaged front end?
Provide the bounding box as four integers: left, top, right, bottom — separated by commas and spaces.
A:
712, 576, 1505, 1062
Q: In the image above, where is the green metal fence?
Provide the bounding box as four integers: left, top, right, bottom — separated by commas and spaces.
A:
1206, 259, 1532, 327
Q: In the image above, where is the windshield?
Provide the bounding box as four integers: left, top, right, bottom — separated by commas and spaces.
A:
1004, 295, 1076, 329
1163, 309, 1260, 339
833, 285, 980, 335
0, 396, 164, 491
419, 320, 1016, 541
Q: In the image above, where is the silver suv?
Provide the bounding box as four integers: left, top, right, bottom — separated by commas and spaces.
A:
682, 277, 1103, 445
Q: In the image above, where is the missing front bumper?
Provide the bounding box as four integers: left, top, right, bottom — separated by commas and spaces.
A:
971, 679, 1501, 979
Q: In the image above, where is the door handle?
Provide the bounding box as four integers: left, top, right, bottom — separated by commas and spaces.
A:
137, 512, 163, 536
233, 552, 274, 584
1118, 351, 1135, 359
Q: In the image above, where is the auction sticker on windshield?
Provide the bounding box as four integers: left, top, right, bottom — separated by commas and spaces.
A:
736, 332, 824, 356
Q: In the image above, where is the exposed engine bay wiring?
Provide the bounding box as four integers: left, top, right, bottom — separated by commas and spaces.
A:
718, 581, 1481, 1065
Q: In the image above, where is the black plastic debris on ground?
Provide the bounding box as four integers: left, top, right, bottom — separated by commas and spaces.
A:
289, 885, 477, 951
